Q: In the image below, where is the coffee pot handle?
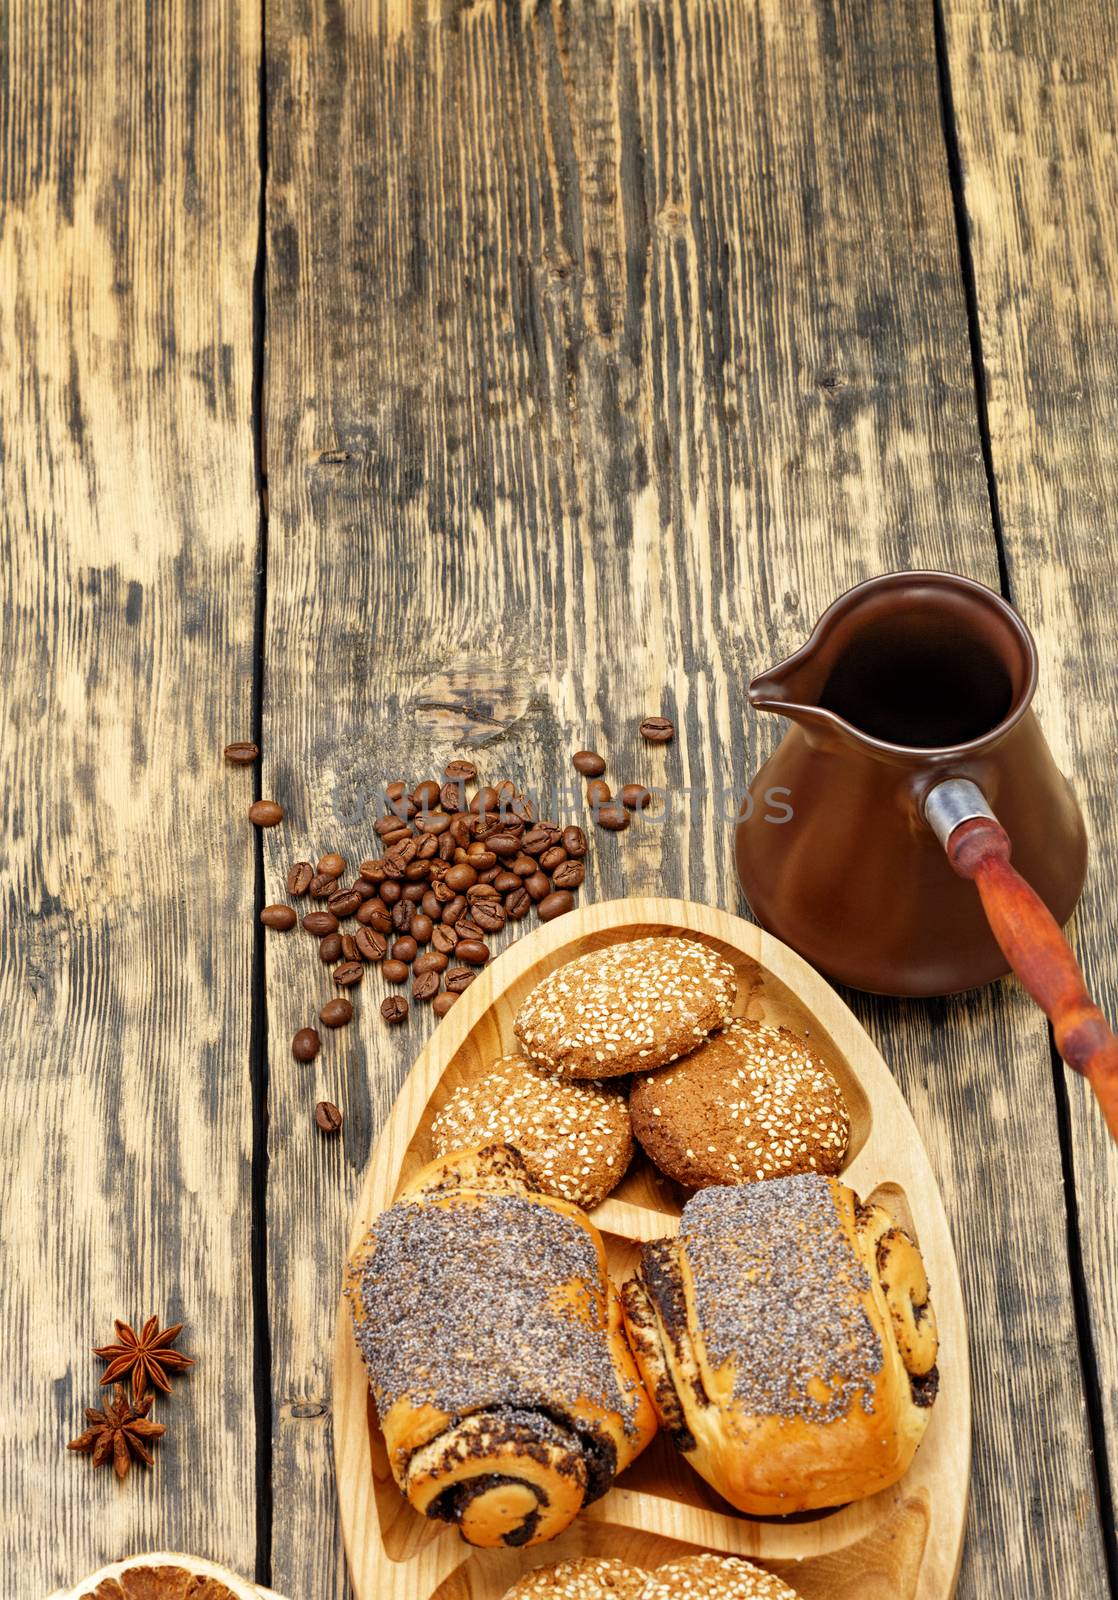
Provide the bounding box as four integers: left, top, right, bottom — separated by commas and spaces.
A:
926, 779, 1118, 1139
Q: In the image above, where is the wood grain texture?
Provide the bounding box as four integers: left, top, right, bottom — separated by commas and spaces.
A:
0, 0, 260, 1593
263, 1, 1108, 1595
943, 0, 1118, 1559
333, 898, 970, 1600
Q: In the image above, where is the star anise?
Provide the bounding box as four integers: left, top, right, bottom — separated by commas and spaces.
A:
93, 1316, 195, 1402
67, 1384, 166, 1479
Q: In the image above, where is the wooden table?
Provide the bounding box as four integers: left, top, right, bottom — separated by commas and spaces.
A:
5, 2, 1117, 1596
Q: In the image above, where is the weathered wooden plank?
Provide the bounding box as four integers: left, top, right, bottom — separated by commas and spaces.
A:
262, 1, 1107, 1594
944, 0, 1118, 1562
0, 1, 260, 1593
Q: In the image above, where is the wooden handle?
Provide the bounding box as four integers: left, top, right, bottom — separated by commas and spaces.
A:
946, 816, 1118, 1138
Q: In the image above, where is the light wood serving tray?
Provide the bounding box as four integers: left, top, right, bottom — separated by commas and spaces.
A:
335, 898, 970, 1600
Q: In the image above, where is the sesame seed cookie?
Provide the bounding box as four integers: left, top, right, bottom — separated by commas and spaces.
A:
638, 1554, 802, 1598
514, 936, 738, 1079
630, 1018, 849, 1188
430, 1056, 633, 1208
502, 1557, 648, 1598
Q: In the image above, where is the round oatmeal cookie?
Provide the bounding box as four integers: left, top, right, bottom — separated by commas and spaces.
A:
502, 1557, 648, 1598
514, 936, 738, 1079
630, 1018, 849, 1188
638, 1554, 801, 1598
430, 1055, 633, 1207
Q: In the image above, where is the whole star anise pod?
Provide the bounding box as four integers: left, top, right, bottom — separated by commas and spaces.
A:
68, 1384, 166, 1479
93, 1316, 195, 1402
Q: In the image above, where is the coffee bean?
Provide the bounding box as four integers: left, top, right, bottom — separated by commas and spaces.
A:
538, 845, 567, 873
328, 888, 363, 918
465, 845, 497, 870
439, 780, 465, 813
445, 966, 477, 993
443, 758, 476, 780
412, 778, 443, 809
538, 889, 575, 922
382, 959, 410, 983
443, 896, 467, 925
375, 814, 407, 839
381, 995, 409, 1024
359, 858, 387, 881
449, 814, 472, 846
470, 785, 500, 815
432, 992, 458, 1017
413, 970, 441, 1002
260, 904, 297, 931
415, 833, 439, 860
572, 750, 606, 777
225, 740, 259, 765
385, 781, 408, 801
456, 917, 485, 941
340, 934, 359, 962
456, 939, 490, 966
467, 882, 500, 902
504, 888, 531, 920
403, 881, 427, 902
488, 834, 520, 857
352, 878, 377, 901
432, 880, 455, 906
432, 924, 458, 954
414, 950, 449, 976
596, 801, 630, 831
287, 861, 314, 896
510, 795, 535, 823
391, 899, 414, 933
620, 783, 652, 810
319, 998, 353, 1028
494, 778, 518, 803
392, 935, 418, 963
561, 825, 587, 859
333, 961, 364, 987
293, 1028, 320, 1063
640, 716, 675, 743
318, 852, 346, 877
249, 800, 284, 827
493, 870, 522, 893
319, 933, 344, 963
586, 778, 612, 806
522, 826, 558, 855
410, 913, 434, 944
385, 837, 418, 870
380, 880, 402, 905
420, 890, 442, 920
524, 871, 550, 901
511, 852, 537, 877
357, 902, 392, 935
315, 1100, 344, 1134
403, 860, 431, 882
414, 812, 451, 836
355, 927, 387, 962
445, 862, 478, 892
472, 899, 506, 933
309, 873, 338, 899
303, 911, 339, 936
551, 859, 585, 889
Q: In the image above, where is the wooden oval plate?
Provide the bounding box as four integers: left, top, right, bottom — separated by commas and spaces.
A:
335, 898, 970, 1600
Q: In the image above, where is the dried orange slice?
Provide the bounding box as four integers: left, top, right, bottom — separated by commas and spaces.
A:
50, 1552, 276, 1600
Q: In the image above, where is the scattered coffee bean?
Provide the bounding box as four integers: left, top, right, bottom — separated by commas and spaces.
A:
340, 934, 359, 962
640, 716, 675, 743
456, 939, 490, 966
391, 899, 414, 933
315, 1100, 343, 1134
493, 870, 522, 893
504, 887, 531, 920
470, 786, 500, 816
403, 881, 427, 902
561, 825, 587, 859
308, 872, 338, 899
467, 882, 500, 902
318, 852, 346, 877
319, 999, 353, 1028
225, 740, 259, 765
620, 783, 652, 810
380, 880, 402, 905
522, 827, 554, 855
538, 845, 568, 873
260, 904, 297, 931
410, 913, 434, 944
413, 970, 441, 1002
303, 911, 339, 936
572, 750, 606, 777
414, 811, 451, 836
392, 935, 418, 964
472, 899, 506, 933
445, 966, 477, 993
456, 916, 486, 941
488, 834, 520, 857
357, 902, 392, 934
586, 778, 612, 807
355, 927, 387, 962
385, 780, 408, 802
538, 889, 575, 922
249, 800, 284, 827
524, 871, 550, 901
327, 888, 363, 918
511, 852, 537, 876
319, 933, 344, 963
551, 859, 586, 889
443, 896, 467, 925
412, 778, 443, 810
293, 1028, 320, 1063
414, 950, 449, 976
287, 862, 314, 896
432, 924, 458, 954
444, 759, 477, 781
380, 996, 409, 1024
333, 961, 364, 987
382, 959, 410, 983
352, 878, 377, 901
446, 862, 478, 892
596, 801, 630, 831
432, 992, 458, 1018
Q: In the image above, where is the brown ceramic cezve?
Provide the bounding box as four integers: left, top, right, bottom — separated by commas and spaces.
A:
737, 571, 1088, 998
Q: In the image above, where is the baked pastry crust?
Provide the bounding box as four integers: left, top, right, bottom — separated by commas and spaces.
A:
621, 1174, 938, 1515
501, 1556, 648, 1597
514, 936, 737, 1079
637, 1554, 801, 1597
346, 1144, 657, 1548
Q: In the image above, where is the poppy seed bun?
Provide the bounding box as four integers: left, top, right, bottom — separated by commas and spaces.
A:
514, 936, 737, 1079
502, 1557, 648, 1597
630, 1019, 849, 1188
431, 1055, 633, 1208
638, 1554, 801, 1598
